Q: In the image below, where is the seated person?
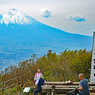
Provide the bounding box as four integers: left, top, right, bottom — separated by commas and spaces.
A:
34, 74, 45, 95
78, 73, 90, 95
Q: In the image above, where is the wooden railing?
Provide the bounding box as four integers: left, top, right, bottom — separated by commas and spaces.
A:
0, 76, 23, 95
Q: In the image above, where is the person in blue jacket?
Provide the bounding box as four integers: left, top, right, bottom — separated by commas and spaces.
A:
78, 73, 90, 95
34, 74, 45, 95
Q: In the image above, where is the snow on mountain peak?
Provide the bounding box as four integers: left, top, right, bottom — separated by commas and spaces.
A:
0, 9, 35, 25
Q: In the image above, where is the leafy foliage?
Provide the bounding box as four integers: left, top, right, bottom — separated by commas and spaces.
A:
0, 49, 92, 86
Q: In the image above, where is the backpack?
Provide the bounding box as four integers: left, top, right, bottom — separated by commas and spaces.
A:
66, 88, 79, 95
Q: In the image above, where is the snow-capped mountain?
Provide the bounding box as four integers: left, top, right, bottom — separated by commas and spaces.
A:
0, 9, 35, 25
0, 9, 93, 69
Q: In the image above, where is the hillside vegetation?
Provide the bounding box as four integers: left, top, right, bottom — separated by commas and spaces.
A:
0, 49, 91, 84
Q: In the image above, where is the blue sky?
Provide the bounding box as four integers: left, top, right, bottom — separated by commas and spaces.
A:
0, 0, 95, 36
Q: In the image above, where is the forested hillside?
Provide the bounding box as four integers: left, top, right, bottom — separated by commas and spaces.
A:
0, 49, 91, 84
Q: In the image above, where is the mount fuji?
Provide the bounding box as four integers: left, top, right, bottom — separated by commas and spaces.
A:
0, 9, 93, 69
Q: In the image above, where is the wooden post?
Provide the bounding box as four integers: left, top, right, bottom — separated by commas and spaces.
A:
17, 76, 20, 89
18, 76, 19, 83
47, 92, 51, 95
51, 85, 55, 95
22, 76, 23, 85
2, 82, 5, 95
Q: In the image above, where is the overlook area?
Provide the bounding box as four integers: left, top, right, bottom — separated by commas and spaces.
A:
0, 49, 95, 94
0, 0, 95, 94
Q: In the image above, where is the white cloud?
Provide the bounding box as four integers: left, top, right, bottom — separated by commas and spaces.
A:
68, 14, 86, 22
39, 8, 51, 18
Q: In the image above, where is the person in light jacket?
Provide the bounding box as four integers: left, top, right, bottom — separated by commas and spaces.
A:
34, 69, 43, 83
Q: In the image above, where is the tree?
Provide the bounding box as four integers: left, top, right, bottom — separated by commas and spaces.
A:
70, 49, 91, 81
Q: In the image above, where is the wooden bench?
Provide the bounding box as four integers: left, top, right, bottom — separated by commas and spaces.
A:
41, 82, 95, 95
41, 85, 77, 95
45, 82, 95, 86
30, 82, 95, 95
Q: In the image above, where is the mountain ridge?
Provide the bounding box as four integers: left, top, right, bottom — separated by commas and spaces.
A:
0, 9, 93, 69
